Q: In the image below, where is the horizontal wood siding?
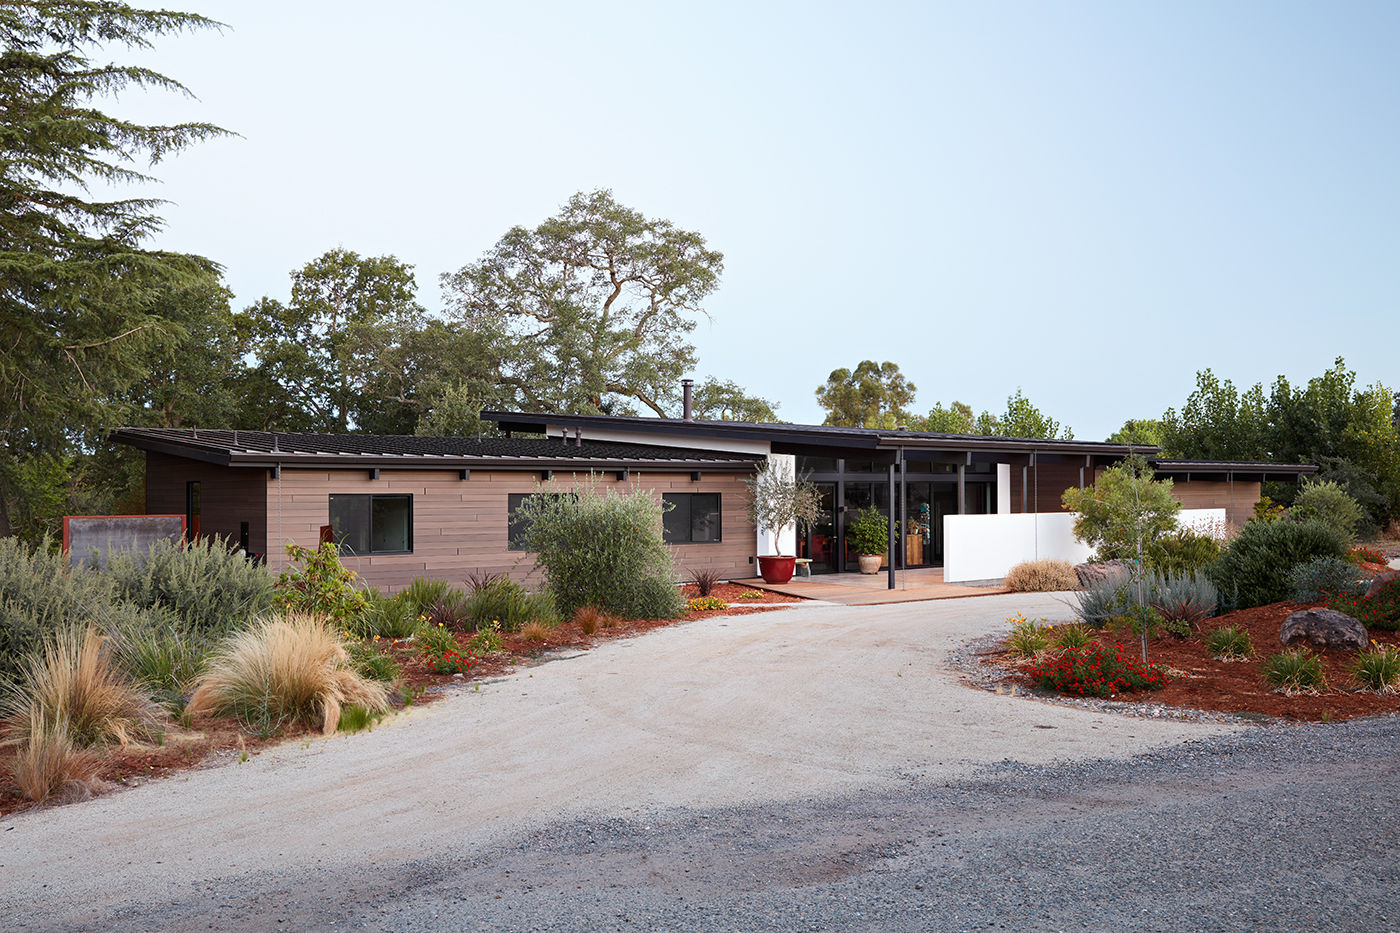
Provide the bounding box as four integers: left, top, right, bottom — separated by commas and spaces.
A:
1009, 462, 1083, 514
264, 469, 757, 592
145, 452, 268, 557
1169, 479, 1260, 529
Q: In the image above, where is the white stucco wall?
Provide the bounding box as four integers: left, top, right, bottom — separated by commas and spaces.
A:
943, 508, 1227, 583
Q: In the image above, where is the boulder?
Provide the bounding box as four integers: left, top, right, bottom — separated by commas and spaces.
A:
1075, 559, 1133, 589
1365, 570, 1399, 599
1280, 608, 1367, 650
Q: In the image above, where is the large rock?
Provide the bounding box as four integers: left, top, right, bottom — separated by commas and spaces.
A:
1280, 608, 1367, 650
1365, 570, 1399, 599
1075, 559, 1133, 589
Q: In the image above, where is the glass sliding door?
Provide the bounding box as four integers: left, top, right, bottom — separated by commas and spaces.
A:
798, 483, 837, 573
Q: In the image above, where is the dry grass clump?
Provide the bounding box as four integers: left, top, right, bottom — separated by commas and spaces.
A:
188, 613, 388, 736
571, 605, 622, 635
520, 621, 553, 642
1004, 559, 1079, 593
10, 711, 103, 805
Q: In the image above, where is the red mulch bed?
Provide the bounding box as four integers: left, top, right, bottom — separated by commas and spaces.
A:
994, 600, 1400, 722
0, 583, 801, 816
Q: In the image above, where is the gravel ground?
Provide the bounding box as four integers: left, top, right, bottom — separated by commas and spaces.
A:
9, 594, 1391, 932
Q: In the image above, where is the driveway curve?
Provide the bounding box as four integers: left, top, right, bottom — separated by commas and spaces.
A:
3, 593, 1235, 925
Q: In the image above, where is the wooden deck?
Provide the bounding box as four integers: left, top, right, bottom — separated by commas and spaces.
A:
732, 567, 1010, 606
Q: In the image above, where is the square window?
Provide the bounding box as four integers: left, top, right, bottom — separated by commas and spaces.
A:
328, 494, 412, 555
662, 493, 721, 544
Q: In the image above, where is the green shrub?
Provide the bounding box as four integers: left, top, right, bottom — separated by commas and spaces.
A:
337, 704, 387, 734
1262, 648, 1326, 692
344, 640, 401, 684
1327, 576, 1400, 631
107, 614, 207, 714
1072, 574, 1128, 628
1025, 642, 1170, 697
1204, 625, 1253, 661
1005, 614, 1050, 657
1210, 519, 1349, 609
1061, 456, 1181, 561
273, 543, 369, 625
0, 536, 165, 689
349, 592, 421, 639
1351, 645, 1400, 693
1289, 479, 1364, 546
414, 621, 458, 656
515, 481, 684, 620
101, 537, 274, 639
1288, 556, 1364, 603
1050, 623, 1092, 651
1146, 528, 1222, 576
463, 576, 535, 632
469, 620, 503, 654
847, 506, 892, 556
398, 577, 450, 616
423, 587, 472, 629
1147, 571, 1218, 629
524, 590, 561, 627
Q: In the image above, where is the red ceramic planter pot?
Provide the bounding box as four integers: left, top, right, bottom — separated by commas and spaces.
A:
757, 555, 796, 584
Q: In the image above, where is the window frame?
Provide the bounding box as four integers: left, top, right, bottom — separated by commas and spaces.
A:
662, 492, 723, 544
327, 493, 414, 556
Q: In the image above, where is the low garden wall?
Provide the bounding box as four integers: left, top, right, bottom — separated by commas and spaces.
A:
942, 509, 1226, 583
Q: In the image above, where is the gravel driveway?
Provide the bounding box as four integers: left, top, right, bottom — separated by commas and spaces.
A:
8, 593, 1392, 931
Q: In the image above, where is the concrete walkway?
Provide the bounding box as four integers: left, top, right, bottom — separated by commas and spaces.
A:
735, 566, 1009, 605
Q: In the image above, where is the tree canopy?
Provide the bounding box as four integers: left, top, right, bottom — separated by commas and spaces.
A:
0, 1, 229, 537
917, 390, 1072, 440
815, 360, 917, 428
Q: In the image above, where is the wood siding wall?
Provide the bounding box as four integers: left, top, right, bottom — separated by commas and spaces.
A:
263, 468, 757, 592
1169, 479, 1260, 529
1008, 463, 1084, 514
145, 452, 268, 556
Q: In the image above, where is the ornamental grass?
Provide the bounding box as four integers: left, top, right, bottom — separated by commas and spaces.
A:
188, 613, 388, 736
1003, 559, 1079, 593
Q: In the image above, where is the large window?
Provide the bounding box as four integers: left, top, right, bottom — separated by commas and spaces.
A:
508, 492, 575, 550
662, 493, 722, 544
328, 494, 412, 555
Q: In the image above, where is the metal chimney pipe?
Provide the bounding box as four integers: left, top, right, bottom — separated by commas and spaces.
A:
682, 378, 694, 422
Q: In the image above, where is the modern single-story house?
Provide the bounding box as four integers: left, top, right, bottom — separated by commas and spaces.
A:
112, 399, 1316, 590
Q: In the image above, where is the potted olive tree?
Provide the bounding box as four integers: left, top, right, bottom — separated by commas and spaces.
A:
848, 506, 891, 574
743, 458, 823, 584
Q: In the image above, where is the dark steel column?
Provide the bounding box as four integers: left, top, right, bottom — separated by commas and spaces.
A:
887, 462, 896, 590
899, 449, 907, 579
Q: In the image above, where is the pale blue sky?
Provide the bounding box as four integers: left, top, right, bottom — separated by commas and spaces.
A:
123, 1, 1398, 438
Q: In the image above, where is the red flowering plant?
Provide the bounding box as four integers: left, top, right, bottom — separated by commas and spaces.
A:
1327, 576, 1400, 631
432, 648, 477, 676
1025, 642, 1170, 698
1348, 545, 1387, 566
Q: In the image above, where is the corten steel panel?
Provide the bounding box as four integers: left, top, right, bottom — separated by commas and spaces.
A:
63, 515, 184, 567
264, 468, 758, 593
145, 452, 268, 558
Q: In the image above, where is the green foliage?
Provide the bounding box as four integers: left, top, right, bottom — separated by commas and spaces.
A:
398, 577, 450, 616
462, 576, 550, 632
442, 189, 723, 416
1072, 574, 1126, 628
1106, 419, 1164, 447
686, 596, 728, 611
1005, 614, 1050, 658
1146, 571, 1218, 629
344, 640, 401, 684
107, 617, 206, 714
1262, 648, 1326, 692
1289, 479, 1364, 545
922, 400, 978, 435
414, 622, 458, 657
0, 2, 229, 538
273, 543, 370, 625
102, 538, 274, 639
1062, 457, 1181, 561
353, 593, 420, 640
423, 588, 473, 630
1210, 519, 1349, 609
1287, 557, 1364, 603
1204, 626, 1253, 661
1351, 646, 1400, 693
1326, 577, 1400, 631
919, 391, 1072, 439
690, 377, 780, 423
469, 620, 504, 654
337, 704, 387, 734
742, 458, 824, 557
847, 506, 892, 556
516, 482, 684, 620
815, 360, 917, 429
1145, 528, 1222, 576
1050, 624, 1093, 651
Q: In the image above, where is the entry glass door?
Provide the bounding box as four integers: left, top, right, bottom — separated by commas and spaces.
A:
798, 483, 837, 573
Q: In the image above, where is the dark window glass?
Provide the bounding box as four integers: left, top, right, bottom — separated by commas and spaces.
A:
329, 494, 412, 555
796, 456, 838, 474
844, 459, 878, 473
662, 493, 722, 543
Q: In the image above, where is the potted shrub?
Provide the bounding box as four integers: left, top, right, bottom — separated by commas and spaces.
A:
742, 458, 823, 584
848, 506, 891, 574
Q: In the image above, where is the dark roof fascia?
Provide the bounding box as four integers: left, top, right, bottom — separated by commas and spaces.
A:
483, 411, 1160, 457
1149, 459, 1318, 475
224, 452, 757, 472
110, 430, 235, 467
485, 411, 884, 449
